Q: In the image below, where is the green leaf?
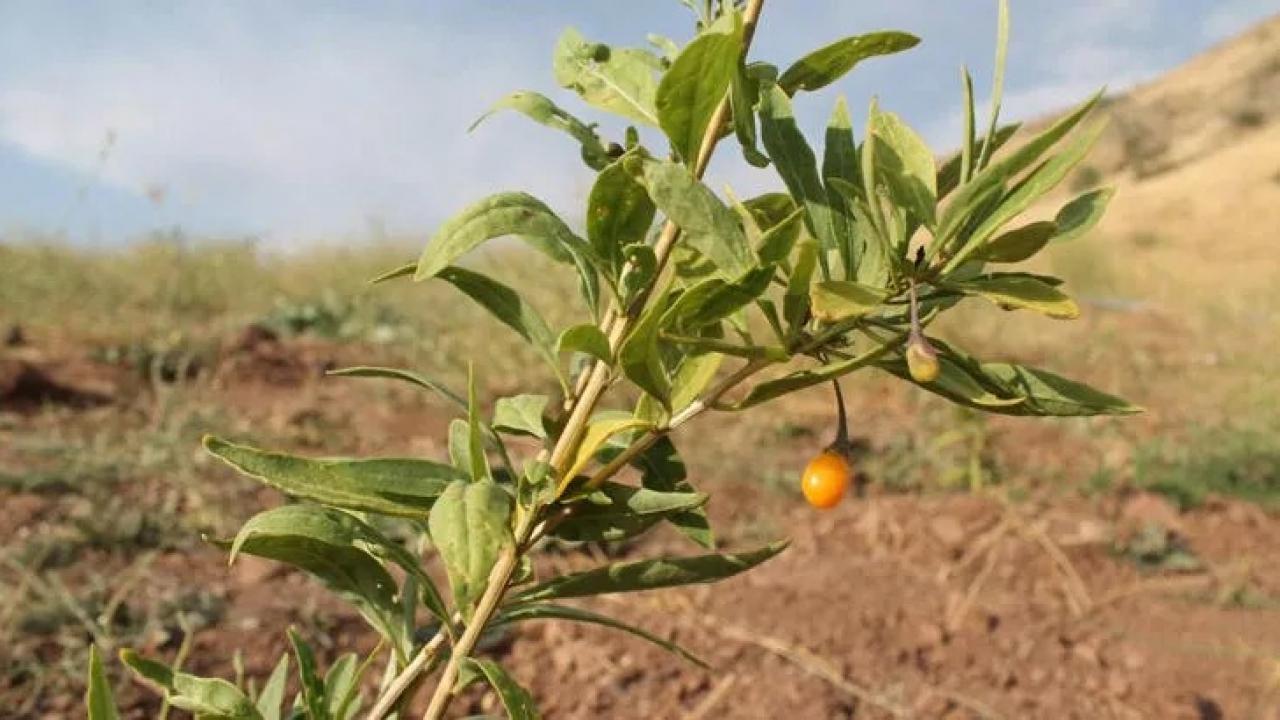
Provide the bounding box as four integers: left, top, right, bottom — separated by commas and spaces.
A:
870, 107, 937, 227
328, 366, 465, 412
470, 90, 610, 170
954, 119, 1108, 268
428, 480, 514, 618
565, 416, 653, 481
662, 265, 775, 333
823, 97, 859, 277
656, 12, 742, 163
937, 124, 1019, 200
937, 92, 1102, 245
415, 192, 584, 280
618, 294, 673, 409
730, 332, 906, 409
809, 280, 889, 323
515, 541, 788, 602
619, 243, 658, 307
971, 221, 1056, 263
756, 207, 804, 266
759, 85, 835, 275
587, 160, 656, 274
227, 505, 405, 651
449, 418, 474, 477
436, 267, 564, 388
466, 364, 490, 482
255, 655, 288, 720
204, 436, 461, 520
493, 394, 549, 439
783, 240, 818, 337
323, 654, 358, 719
976, 0, 1011, 171
633, 436, 713, 549
557, 324, 612, 365
86, 645, 120, 720
979, 363, 1141, 416
551, 481, 707, 543
287, 629, 326, 720
731, 56, 770, 167
662, 333, 788, 362
461, 659, 541, 720
959, 66, 977, 184
496, 603, 707, 667
948, 273, 1080, 319
647, 33, 680, 61
778, 32, 920, 94
670, 351, 723, 413
554, 28, 660, 126
631, 158, 753, 277
1053, 187, 1115, 243
122, 650, 261, 720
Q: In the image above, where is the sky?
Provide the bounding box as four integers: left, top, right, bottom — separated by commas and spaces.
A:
0, 0, 1275, 247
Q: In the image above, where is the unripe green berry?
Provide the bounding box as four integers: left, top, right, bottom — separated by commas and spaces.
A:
906, 336, 940, 383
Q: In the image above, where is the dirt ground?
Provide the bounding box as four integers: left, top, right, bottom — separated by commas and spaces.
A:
4, 335, 1280, 720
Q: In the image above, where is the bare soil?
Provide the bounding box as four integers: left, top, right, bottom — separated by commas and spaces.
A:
3, 339, 1279, 720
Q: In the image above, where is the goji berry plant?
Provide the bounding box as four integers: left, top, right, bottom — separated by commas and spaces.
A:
89, 1, 1137, 717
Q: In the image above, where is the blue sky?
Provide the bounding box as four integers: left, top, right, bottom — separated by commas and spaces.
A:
0, 0, 1275, 246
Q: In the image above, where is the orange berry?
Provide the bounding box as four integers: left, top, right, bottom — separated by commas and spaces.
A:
801, 450, 850, 509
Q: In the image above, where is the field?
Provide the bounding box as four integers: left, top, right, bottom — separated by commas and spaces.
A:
4, 16, 1280, 720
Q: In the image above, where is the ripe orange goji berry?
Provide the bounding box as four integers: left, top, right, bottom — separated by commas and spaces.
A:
800, 450, 850, 509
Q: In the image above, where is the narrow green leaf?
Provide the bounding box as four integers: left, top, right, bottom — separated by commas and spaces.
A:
470, 90, 610, 170
466, 365, 490, 482
980, 363, 1141, 416
663, 265, 775, 333
778, 32, 920, 95
633, 436, 714, 549
1053, 187, 1115, 243
565, 416, 652, 481
493, 394, 550, 439
783, 240, 818, 336
496, 603, 708, 667
436, 266, 563, 387
415, 192, 583, 280
287, 629, 326, 720
324, 654, 359, 719
119, 649, 173, 692
122, 650, 261, 720
618, 294, 673, 409
557, 324, 612, 365
809, 280, 889, 323
731, 56, 770, 167
428, 480, 514, 618
255, 655, 288, 720
662, 333, 788, 362
730, 332, 906, 409
551, 481, 707, 543
960, 66, 976, 184
226, 505, 405, 650
976, 0, 1010, 171
823, 97, 859, 278
631, 159, 753, 277
759, 85, 835, 276
204, 436, 460, 519
328, 366, 465, 412
756, 207, 804, 265
86, 645, 120, 720
955, 119, 1108, 267
462, 659, 541, 720
948, 273, 1081, 319
971, 221, 1057, 263
879, 340, 1026, 410
656, 12, 742, 163
554, 28, 660, 126
587, 160, 656, 274
515, 541, 788, 602
937, 124, 1019, 200
449, 418, 474, 477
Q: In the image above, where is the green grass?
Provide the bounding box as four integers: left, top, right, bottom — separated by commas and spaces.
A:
1135, 423, 1280, 510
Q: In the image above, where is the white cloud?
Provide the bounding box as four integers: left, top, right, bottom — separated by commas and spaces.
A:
0, 8, 588, 242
